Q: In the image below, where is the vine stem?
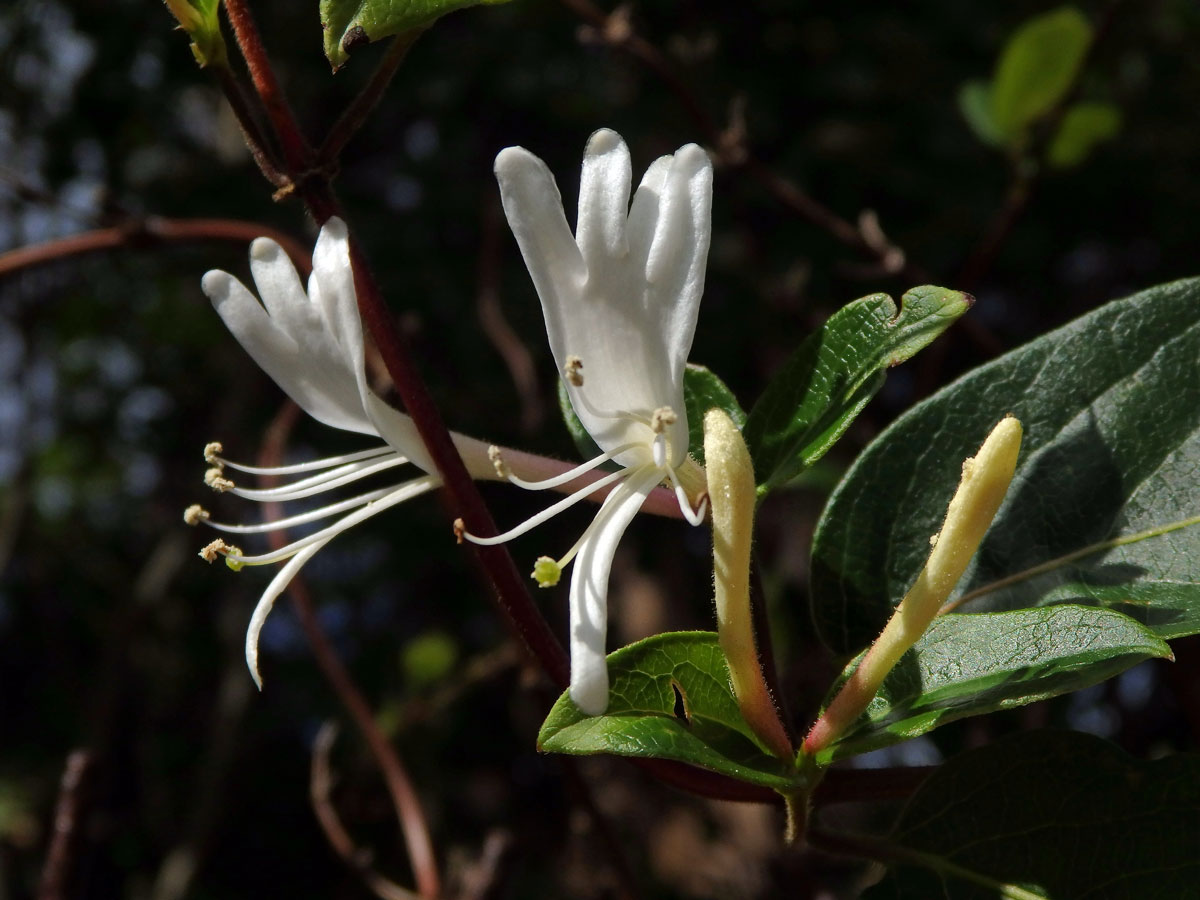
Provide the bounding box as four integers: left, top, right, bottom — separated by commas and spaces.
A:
259, 402, 441, 899
0, 217, 312, 280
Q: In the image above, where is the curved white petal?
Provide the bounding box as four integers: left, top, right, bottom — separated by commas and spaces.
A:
495, 133, 712, 469
567, 465, 662, 715
245, 537, 327, 689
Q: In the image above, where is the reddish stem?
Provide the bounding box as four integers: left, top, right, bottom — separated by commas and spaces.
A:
259, 402, 442, 899
223, 0, 312, 175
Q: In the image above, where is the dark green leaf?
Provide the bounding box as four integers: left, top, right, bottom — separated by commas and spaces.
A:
320, 0, 512, 69
816, 606, 1169, 764
811, 277, 1200, 655
1046, 101, 1122, 169
743, 286, 972, 495
958, 80, 1004, 148
859, 730, 1200, 898
538, 632, 803, 791
558, 364, 745, 466
990, 7, 1092, 141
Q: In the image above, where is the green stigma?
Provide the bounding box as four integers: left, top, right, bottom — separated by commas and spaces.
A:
531, 555, 562, 588
225, 556, 245, 573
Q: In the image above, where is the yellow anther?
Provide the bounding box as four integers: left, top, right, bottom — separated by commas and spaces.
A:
199, 539, 230, 563
531, 556, 562, 588
488, 445, 510, 479
204, 468, 235, 492
452, 518, 466, 544
651, 406, 677, 433
183, 504, 210, 526
564, 355, 584, 387
204, 442, 224, 465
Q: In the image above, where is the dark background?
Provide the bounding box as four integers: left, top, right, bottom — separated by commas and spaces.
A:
1, 0, 1197, 897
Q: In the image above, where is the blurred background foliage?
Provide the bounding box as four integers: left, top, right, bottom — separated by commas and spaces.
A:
1, 0, 1198, 897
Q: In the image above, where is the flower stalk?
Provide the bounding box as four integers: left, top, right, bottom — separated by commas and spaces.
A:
803, 415, 1023, 756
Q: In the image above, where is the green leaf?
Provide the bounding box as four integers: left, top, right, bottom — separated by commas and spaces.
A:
320, 0, 512, 69
990, 7, 1093, 140
958, 80, 1004, 148
859, 730, 1200, 898
1046, 101, 1122, 169
681, 364, 746, 465
811, 277, 1200, 655
558, 364, 745, 466
816, 606, 1169, 764
743, 286, 972, 495
538, 632, 803, 791
163, 0, 226, 67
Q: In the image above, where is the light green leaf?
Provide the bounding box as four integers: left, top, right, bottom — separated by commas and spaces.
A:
320, 0, 512, 69
743, 286, 972, 495
558, 364, 745, 466
859, 731, 1200, 898
958, 80, 1004, 148
815, 606, 1169, 764
811, 277, 1200, 655
538, 632, 803, 791
1046, 101, 1122, 168
990, 7, 1092, 140
163, 0, 226, 67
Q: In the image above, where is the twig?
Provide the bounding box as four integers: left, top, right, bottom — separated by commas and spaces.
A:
38, 750, 94, 900
222, 0, 312, 176
259, 401, 442, 900
455, 830, 515, 900
558, 0, 918, 281
319, 31, 427, 167
311, 723, 422, 900
0, 216, 312, 282
475, 194, 544, 435
213, 65, 291, 190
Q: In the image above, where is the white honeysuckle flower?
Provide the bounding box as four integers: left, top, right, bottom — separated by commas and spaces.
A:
192, 217, 501, 687
464, 128, 713, 715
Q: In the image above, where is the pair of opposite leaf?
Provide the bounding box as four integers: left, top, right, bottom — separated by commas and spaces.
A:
192, 129, 712, 715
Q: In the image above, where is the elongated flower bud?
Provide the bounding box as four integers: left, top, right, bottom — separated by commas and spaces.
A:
705, 408, 793, 759
804, 415, 1023, 756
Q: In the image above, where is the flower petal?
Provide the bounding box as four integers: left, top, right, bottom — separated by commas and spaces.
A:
575, 128, 632, 266
204, 262, 375, 437
567, 465, 663, 715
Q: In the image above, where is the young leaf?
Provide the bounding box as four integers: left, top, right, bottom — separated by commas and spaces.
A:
538, 632, 803, 791
320, 0, 512, 69
858, 730, 1200, 898
743, 286, 971, 495
811, 277, 1200, 655
558, 364, 745, 466
990, 7, 1093, 141
814, 605, 1169, 764
1046, 101, 1122, 169
957, 79, 1004, 148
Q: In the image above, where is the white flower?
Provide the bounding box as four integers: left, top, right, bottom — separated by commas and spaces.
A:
192, 218, 496, 687
464, 129, 713, 715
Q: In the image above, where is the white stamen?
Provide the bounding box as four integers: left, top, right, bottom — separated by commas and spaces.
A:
184, 504, 210, 526
205, 468, 235, 492
504, 442, 641, 491
227, 453, 409, 502
224, 475, 439, 566
461, 468, 628, 546
652, 433, 667, 469
215, 445, 397, 477
203, 486, 396, 534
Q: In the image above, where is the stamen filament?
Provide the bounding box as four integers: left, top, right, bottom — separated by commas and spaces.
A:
204, 486, 396, 534
226, 475, 439, 565
667, 467, 709, 527
215, 445, 397, 477
568, 379, 653, 429
461, 468, 628, 546
503, 442, 641, 491
228, 454, 410, 502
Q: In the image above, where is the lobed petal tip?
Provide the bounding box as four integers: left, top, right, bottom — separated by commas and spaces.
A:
569, 678, 610, 716
200, 269, 233, 302
494, 145, 538, 176
585, 127, 623, 156
320, 215, 348, 242
249, 236, 282, 262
